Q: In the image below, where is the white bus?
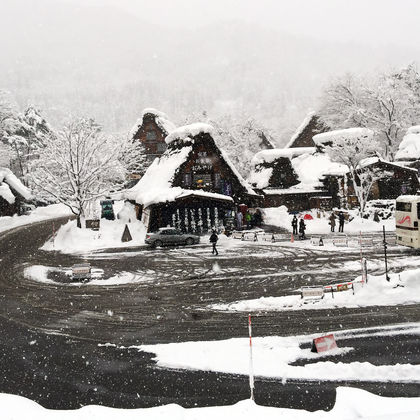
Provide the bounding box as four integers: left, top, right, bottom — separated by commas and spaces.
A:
395, 195, 420, 248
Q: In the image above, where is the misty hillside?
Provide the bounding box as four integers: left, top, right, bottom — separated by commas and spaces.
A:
1, 0, 419, 143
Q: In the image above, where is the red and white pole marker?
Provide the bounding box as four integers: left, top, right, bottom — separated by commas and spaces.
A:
359, 230, 364, 285
248, 314, 255, 401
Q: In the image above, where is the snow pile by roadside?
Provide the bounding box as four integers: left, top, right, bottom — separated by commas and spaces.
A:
263, 206, 395, 234
138, 323, 420, 384
0, 203, 72, 234
210, 266, 420, 312
1, 386, 419, 419
41, 218, 147, 254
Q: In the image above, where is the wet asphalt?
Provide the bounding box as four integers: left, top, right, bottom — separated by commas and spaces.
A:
0, 218, 419, 410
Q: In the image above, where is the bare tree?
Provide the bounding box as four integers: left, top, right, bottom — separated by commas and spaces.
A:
29, 118, 146, 228
319, 65, 420, 161
314, 128, 382, 216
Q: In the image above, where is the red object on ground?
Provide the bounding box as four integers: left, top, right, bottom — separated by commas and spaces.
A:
304, 214, 313, 220
311, 334, 337, 353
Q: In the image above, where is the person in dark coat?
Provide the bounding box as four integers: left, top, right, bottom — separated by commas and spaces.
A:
338, 211, 345, 233
329, 213, 336, 232
299, 218, 306, 239
209, 229, 219, 255
292, 215, 298, 235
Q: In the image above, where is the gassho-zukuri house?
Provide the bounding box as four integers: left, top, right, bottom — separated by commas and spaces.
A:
248, 126, 419, 211
0, 167, 32, 216
124, 123, 261, 232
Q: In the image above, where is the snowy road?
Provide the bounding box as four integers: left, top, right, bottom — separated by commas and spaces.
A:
0, 218, 419, 410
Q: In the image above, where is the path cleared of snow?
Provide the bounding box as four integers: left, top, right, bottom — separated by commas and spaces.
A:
1, 386, 419, 419
0, 204, 72, 234
138, 323, 420, 384
210, 266, 420, 312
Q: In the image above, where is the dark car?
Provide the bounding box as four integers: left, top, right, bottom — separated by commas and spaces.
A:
145, 228, 200, 247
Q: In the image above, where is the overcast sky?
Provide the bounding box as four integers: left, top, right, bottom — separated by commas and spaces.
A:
2, 0, 420, 136
81, 0, 420, 47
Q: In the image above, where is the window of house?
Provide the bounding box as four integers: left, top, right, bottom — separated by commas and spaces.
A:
146, 130, 157, 141
183, 173, 192, 186
214, 173, 221, 188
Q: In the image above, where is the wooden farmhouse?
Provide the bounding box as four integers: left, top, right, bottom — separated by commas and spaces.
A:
395, 126, 420, 172
125, 123, 261, 232
130, 108, 177, 164
0, 168, 31, 216
284, 112, 329, 149
248, 147, 347, 210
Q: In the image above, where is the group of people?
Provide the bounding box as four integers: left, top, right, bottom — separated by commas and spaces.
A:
329, 211, 346, 233
236, 208, 263, 230
291, 215, 307, 240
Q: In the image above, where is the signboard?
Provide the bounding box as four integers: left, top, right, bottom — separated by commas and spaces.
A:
85, 219, 100, 231
311, 334, 337, 353
232, 232, 244, 240
337, 284, 348, 292
333, 237, 348, 247
72, 263, 91, 281
301, 286, 324, 300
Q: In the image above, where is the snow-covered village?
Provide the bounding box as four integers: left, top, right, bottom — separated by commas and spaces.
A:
1, 1, 420, 419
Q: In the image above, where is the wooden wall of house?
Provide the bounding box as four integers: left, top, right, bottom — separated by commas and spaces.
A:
133, 114, 168, 161
289, 115, 328, 148
172, 134, 257, 206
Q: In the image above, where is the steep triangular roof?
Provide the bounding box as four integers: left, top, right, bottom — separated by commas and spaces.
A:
130, 108, 176, 139
125, 123, 259, 207
285, 112, 329, 148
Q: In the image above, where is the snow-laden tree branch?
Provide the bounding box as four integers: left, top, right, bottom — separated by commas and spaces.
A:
318, 64, 420, 161
314, 128, 382, 216
28, 118, 147, 228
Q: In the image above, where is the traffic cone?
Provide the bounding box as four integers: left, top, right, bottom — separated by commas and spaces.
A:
291, 233, 294, 243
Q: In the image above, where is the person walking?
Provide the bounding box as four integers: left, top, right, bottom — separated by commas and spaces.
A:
292, 215, 298, 236
209, 229, 219, 255
299, 218, 306, 240
338, 211, 345, 233
329, 213, 336, 232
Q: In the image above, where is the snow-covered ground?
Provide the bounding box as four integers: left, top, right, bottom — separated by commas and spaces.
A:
41, 218, 147, 254
210, 265, 420, 312
137, 323, 420, 384
0, 203, 72, 234
1, 386, 419, 419
263, 206, 395, 234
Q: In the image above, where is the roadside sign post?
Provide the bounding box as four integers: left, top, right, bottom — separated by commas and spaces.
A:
248, 314, 255, 401
383, 225, 390, 282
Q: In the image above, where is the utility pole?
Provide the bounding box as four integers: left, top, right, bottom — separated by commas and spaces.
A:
383, 225, 390, 282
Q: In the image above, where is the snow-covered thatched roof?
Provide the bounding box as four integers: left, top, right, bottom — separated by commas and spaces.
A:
165, 123, 214, 145
0, 167, 31, 204
125, 123, 258, 206
251, 147, 316, 166
130, 108, 177, 139
395, 126, 420, 161
313, 128, 373, 146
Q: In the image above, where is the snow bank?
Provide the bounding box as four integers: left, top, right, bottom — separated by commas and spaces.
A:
165, 123, 215, 145
41, 218, 147, 254
395, 125, 420, 161
1, 387, 419, 419
211, 266, 420, 312
263, 207, 395, 234
139, 323, 420, 384
0, 203, 72, 234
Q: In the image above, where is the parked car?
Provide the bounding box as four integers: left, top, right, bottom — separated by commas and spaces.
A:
145, 228, 200, 247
